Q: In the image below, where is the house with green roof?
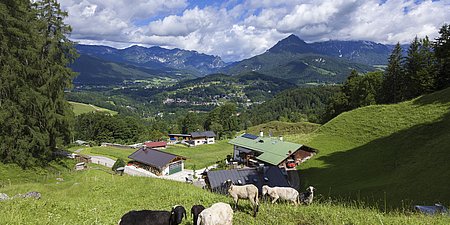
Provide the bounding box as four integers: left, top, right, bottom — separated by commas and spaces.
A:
228, 133, 317, 169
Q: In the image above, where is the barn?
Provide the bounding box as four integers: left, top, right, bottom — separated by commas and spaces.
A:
128, 148, 186, 176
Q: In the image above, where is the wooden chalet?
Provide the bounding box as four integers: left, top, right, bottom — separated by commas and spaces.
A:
128, 147, 186, 176
229, 133, 317, 169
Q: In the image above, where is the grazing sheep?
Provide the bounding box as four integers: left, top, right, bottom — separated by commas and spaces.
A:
197, 202, 233, 225
118, 210, 171, 225
191, 205, 205, 225
171, 205, 187, 225
299, 186, 315, 205
226, 180, 259, 217
262, 185, 299, 205
119, 206, 186, 225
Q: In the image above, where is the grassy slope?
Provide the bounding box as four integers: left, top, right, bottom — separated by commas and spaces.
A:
69, 101, 117, 116
162, 141, 232, 169
287, 88, 450, 208
1, 165, 448, 225
246, 121, 320, 140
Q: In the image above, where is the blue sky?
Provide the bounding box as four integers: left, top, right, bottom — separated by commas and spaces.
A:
59, 0, 450, 62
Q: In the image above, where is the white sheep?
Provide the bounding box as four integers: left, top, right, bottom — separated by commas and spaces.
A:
299, 186, 315, 205
226, 180, 259, 217
262, 185, 299, 205
197, 202, 233, 225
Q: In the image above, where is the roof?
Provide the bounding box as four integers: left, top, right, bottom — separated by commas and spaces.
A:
144, 141, 167, 148
191, 131, 216, 138
228, 134, 303, 165
128, 148, 186, 170
207, 166, 290, 194
168, 134, 191, 137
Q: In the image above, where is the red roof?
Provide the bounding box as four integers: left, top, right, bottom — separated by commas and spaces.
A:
144, 141, 167, 148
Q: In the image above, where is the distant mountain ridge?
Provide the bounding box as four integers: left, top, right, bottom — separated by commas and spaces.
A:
76, 44, 226, 76
72, 35, 402, 85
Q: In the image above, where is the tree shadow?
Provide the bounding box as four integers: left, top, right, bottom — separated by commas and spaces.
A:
299, 110, 450, 211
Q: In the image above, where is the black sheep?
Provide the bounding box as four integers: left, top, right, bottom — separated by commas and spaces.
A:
171, 205, 187, 225
118, 210, 171, 225
191, 205, 205, 225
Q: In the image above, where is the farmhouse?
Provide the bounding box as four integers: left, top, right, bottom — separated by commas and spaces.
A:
205, 166, 290, 194
168, 131, 216, 146
128, 148, 186, 176
229, 133, 317, 169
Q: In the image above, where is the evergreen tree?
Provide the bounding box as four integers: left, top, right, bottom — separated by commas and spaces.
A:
33, 0, 78, 150
404, 37, 422, 99
0, 0, 77, 167
434, 24, 450, 89
380, 43, 404, 103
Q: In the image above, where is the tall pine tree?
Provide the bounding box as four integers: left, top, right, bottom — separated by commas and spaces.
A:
380, 43, 404, 103
0, 0, 77, 167
434, 24, 450, 89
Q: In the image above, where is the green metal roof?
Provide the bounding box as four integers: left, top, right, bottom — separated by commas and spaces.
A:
228, 135, 303, 165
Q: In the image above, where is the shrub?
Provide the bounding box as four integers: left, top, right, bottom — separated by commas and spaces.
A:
112, 158, 125, 172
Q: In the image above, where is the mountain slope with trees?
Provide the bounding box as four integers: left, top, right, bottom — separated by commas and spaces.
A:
225, 35, 376, 84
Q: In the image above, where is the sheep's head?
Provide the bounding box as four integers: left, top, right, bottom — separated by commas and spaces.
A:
262, 185, 269, 196
307, 186, 315, 193
224, 179, 233, 190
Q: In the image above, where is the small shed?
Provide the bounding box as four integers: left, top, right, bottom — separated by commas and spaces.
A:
144, 141, 167, 149
205, 166, 290, 194
128, 148, 186, 176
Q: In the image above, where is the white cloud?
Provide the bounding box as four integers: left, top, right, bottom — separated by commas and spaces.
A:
59, 0, 450, 61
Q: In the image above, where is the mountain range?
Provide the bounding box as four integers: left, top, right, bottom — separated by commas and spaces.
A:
71, 35, 401, 85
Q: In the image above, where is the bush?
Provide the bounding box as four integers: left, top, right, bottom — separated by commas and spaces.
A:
112, 158, 125, 172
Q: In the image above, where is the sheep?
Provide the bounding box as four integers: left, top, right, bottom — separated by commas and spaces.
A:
226, 180, 259, 217
118, 210, 171, 225
191, 205, 205, 225
171, 205, 187, 225
262, 185, 299, 205
197, 202, 233, 225
299, 186, 315, 205
118, 205, 186, 225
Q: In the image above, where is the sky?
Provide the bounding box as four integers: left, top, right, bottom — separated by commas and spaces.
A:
59, 0, 450, 62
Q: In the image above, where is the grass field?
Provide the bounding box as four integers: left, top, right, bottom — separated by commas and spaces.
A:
285, 87, 450, 209
73, 141, 233, 170
162, 141, 233, 169
69, 101, 117, 116
75, 146, 135, 162
1, 164, 448, 225
246, 121, 320, 138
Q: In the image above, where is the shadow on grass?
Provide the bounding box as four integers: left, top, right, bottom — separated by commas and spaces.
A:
299, 110, 450, 211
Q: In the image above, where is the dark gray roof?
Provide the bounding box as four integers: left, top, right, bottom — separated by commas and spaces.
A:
206, 166, 290, 194
128, 148, 185, 170
191, 131, 216, 138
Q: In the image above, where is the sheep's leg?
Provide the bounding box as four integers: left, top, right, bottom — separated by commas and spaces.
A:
271, 195, 279, 204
